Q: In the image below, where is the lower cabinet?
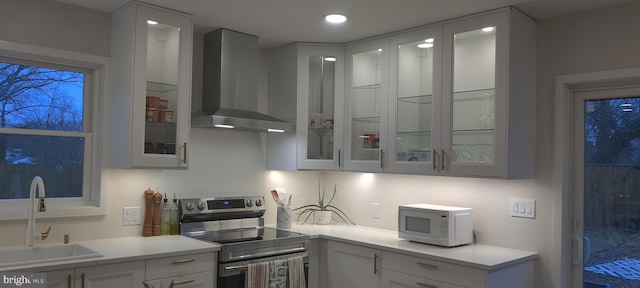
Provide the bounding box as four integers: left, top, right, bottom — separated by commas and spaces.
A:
44, 261, 145, 288
325, 240, 534, 288
382, 269, 463, 288
41, 252, 217, 288
145, 252, 217, 288
326, 241, 381, 288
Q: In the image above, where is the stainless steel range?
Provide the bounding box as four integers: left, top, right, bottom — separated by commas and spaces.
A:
179, 196, 309, 288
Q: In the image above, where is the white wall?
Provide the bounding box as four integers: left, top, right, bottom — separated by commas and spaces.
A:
1, 0, 640, 287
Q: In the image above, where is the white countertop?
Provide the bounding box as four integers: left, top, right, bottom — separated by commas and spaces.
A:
1, 235, 221, 272
284, 224, 538, 271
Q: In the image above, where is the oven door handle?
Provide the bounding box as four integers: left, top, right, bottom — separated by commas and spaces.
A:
228, 246, 306, 262
225, 248, 307, 270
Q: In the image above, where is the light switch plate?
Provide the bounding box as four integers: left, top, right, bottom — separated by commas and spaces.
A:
372, 203, 380, 218
123, 206, 141, 226
510, 198, 535, 219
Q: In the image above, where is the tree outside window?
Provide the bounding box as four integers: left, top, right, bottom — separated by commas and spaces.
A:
0, 59, 86, 199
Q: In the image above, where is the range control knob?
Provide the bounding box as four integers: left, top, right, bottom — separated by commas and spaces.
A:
245, 200, 253, 207
255, 199, 263, 207
185, 202, 195, 211
197, 201, 206, 210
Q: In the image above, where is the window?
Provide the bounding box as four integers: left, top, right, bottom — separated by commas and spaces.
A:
0, 41, 108, 219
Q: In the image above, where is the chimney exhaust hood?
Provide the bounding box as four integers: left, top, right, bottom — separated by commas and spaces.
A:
192, 28, 294, 132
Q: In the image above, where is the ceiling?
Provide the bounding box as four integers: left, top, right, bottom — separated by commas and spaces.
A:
54, 0, 634, 49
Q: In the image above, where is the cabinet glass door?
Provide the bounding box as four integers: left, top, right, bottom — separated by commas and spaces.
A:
307, 56, 336, 161
451, 26, 496, 165
395, 38, 435, 165
144, 21, 180, 157
351, 49, 383, 162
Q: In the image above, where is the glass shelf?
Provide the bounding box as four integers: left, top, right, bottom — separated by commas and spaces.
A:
452, 129, 495, 135
353, 83, 381, 90
453, 88, 495, 102
398, 94, 432, 104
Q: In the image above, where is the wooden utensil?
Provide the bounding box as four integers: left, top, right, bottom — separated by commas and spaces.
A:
152, 193, 163, 236
270, 190, 280, 205
143, 188, 154, 237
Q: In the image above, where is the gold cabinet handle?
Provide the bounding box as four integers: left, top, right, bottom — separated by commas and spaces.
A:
81, 273, 85, 288
172, 258, 196, 264
173, 279, 196, 285
373, 253, 379, 275
417, 261, 438, 269
182, 142, 187, 164
67, 274, 71, 288
416, 282, 437, 288
441, 149, 446, 170
432, 149, 437, 170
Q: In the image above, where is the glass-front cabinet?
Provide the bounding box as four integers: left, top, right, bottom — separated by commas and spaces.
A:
109, 2, 192, 168
267, 44, 344, 171
344, 38, 389, 172
297, 45, 344, 170
441, 9, 535, 178
387, 26, 443, 174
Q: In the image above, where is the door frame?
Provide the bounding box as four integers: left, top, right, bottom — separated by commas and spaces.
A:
553, 67, 640, 288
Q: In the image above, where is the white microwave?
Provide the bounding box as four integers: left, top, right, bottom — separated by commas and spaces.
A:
398, 203, 473, 247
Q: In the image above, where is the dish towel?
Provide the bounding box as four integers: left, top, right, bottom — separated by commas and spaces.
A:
246, 256, 307, 288
288, 256, 307, 288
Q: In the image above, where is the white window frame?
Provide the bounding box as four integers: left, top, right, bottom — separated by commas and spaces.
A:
0, 40, 108, 220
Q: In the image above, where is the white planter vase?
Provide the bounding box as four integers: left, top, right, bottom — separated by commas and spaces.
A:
314, 211, 332, 225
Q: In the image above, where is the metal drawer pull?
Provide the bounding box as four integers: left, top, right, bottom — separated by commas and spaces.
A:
173, 279, 195, 285
441, 149, 446, 170
373, 253, 379, 275
416, 282, 437, 288
417, 262, 438, 269
432, 149, 437, 170
182, 142, 188, 164
172, 258, 196, 264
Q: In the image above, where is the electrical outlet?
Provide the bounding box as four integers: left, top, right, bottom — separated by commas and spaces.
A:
123, 207, 141, 226
372, 203, 380, 218
510, 198, 535, 219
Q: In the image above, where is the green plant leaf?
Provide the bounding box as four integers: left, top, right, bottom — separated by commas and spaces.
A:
326, 204, 355, 225
292, 204, 322, 211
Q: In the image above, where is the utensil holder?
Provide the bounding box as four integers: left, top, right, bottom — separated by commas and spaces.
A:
277, 206, 292, 229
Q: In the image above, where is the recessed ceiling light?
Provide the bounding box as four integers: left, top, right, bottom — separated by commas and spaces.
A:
147, 20, 158, 25
324, 13, 347, 24
417, 43, 434, 48
324, 57, 337, 62
482, 27, 494, 32
425, 38, 434, 43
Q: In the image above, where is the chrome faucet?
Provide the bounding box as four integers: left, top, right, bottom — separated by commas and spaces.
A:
25, 176, 51, 247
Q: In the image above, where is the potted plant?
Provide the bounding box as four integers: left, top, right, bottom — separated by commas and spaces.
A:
293, 184, 354, 225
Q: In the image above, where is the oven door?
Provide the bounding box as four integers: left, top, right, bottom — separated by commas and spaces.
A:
218, 251, 309, 288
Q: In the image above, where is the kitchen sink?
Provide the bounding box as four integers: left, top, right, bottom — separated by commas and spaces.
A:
0, 243, 103, 268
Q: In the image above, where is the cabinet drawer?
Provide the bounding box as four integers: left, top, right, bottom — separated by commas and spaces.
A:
382, 251, 485, 287
146, 252, 216, 280
144, 271, 215, 288
382, 269, 465, 288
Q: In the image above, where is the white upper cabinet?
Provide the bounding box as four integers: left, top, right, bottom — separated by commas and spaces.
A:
109, 2, 192, 168
344, 38, 390, 172
440, 8, 536, 178
268, 44, 345, 171
268, 7, 535, 178
387, 26, 443, 175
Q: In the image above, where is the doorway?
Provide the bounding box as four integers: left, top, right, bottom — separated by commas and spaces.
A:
568, 79, 640, 287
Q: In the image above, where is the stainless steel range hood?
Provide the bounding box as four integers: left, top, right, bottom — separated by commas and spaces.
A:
192, 28, 294, 132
